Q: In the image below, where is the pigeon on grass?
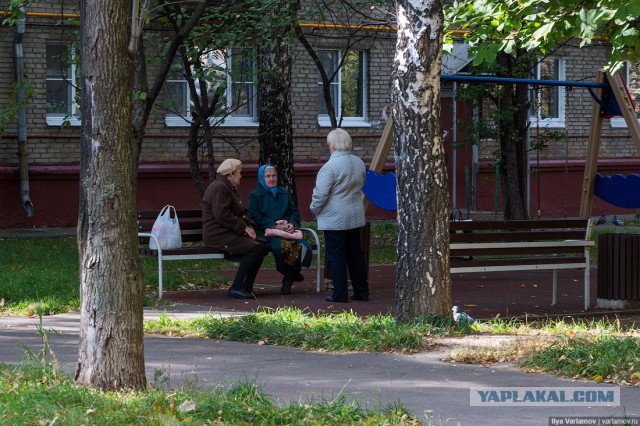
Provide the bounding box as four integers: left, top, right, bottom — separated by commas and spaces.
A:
596, 214, 607, 225
613, 215, 624, 226
452, 306, 474, 323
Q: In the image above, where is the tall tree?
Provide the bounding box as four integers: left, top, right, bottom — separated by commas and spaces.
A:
393, 0, 451, 320
258, 0, 297, 200
75, 0, 146, 389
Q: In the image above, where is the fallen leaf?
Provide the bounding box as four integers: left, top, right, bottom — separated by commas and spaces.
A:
178, 400, 196, 413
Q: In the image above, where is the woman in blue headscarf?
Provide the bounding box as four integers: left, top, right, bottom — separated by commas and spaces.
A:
248, 165, 312, 294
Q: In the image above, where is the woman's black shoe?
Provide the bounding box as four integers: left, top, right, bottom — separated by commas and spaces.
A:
281, 277, 293, 295
350, 294, 369, 301
325, 296, 348, 303
228, 289, 256, 299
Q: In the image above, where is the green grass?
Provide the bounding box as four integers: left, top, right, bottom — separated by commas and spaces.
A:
521, 334, 640, 384
0, 363, 420, 425
144, 307, 462, 353
0, 237, 245, 315
0, 237, 80, 316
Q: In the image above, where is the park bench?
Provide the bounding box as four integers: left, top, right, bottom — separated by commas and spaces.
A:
138, 209, 321, 299
449, 219, 595, 310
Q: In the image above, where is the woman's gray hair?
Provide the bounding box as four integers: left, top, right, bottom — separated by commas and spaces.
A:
327, 128, 352, 152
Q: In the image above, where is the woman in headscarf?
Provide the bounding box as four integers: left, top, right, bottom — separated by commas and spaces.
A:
248, 164, 312, 295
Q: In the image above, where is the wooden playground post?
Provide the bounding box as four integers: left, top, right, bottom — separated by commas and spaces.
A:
579, 70, 606, 219
579, 70, 640, 219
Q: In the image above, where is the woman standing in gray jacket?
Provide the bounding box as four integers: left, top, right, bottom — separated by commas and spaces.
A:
310, 128, 370, 303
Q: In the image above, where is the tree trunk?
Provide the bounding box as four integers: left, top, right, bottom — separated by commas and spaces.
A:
75, 0, 147, 390
258, 14, 297, 203
393, 0, 451, 321
496, 51, 529, 220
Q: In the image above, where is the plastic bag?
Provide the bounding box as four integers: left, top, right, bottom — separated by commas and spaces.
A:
149, 205, 182, 250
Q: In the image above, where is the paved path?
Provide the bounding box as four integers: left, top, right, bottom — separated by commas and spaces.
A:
1, 305, 638, 426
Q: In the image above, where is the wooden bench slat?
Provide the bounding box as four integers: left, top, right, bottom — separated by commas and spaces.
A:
451, 246, 585, 257
448, 218, 593, 310
450, 230, 588, 243
451, 256, 587, 268
449, 219, 589, 232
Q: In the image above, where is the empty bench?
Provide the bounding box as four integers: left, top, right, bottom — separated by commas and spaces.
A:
138, 209, 321, 298
449, 219, 595, 310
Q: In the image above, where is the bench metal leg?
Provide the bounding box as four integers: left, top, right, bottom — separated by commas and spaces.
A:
138, 232, 164, 299
584, 264, 590, 310
551, 269, 557, 306
301, 227, 322, 292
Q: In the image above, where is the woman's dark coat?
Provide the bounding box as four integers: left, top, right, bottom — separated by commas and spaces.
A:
248, 185, 312, 270
202, 175, 261, 254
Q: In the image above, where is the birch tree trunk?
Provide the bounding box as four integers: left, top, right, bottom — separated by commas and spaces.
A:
75, 0, 147, 389
393, 0, 451, 320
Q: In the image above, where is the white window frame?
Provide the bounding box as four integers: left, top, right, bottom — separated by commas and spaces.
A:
46, 43, 81, 126
165, 49, 258, 127
164, 55, 190, 126
317, 50, 369, 128
529, 57, 566, 129
608, 62, 639, 128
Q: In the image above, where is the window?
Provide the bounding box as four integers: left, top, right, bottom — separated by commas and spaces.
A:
317, 50, 368, 127
165, 58, 190, 121
165, 48, 258, 127
226, 48, 256, 120
529, 57, 565, 128
46, 44, 80, 126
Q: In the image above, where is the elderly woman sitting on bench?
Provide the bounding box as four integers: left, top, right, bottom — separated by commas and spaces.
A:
202, 158, 268, 299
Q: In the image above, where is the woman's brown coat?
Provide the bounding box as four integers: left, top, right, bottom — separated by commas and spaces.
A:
202, 175, 261, 254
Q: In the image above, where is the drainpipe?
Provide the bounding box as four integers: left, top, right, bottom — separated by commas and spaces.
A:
14, 8, 34, 217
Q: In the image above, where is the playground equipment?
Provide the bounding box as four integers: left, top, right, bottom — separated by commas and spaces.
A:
580, 71, 640, 219
579, 70, 640, 217
362, 70, 640, 218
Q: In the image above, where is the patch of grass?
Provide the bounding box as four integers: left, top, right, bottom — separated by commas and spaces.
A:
0, 237, 235, 315
0, 237, 80, 316
521, 334, 640, 385
448, 336, 550, 364
453, 316, 640, 382
474, 315, 638, 335
144, 307, 463, 353
0, 363, 420, 425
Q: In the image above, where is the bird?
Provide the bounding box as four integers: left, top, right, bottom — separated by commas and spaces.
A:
613, 215, 624, 226
452, 306, 474, 323
596, 214, 607, 225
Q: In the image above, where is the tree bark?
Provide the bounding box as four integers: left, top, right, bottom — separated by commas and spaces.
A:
75, 0, 147, 390
496, 51, 529, 220
393, 0, 451, 320
259, 9, 297, 203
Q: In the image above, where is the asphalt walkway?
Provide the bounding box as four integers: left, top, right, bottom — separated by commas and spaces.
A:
1, 305, 638, 426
